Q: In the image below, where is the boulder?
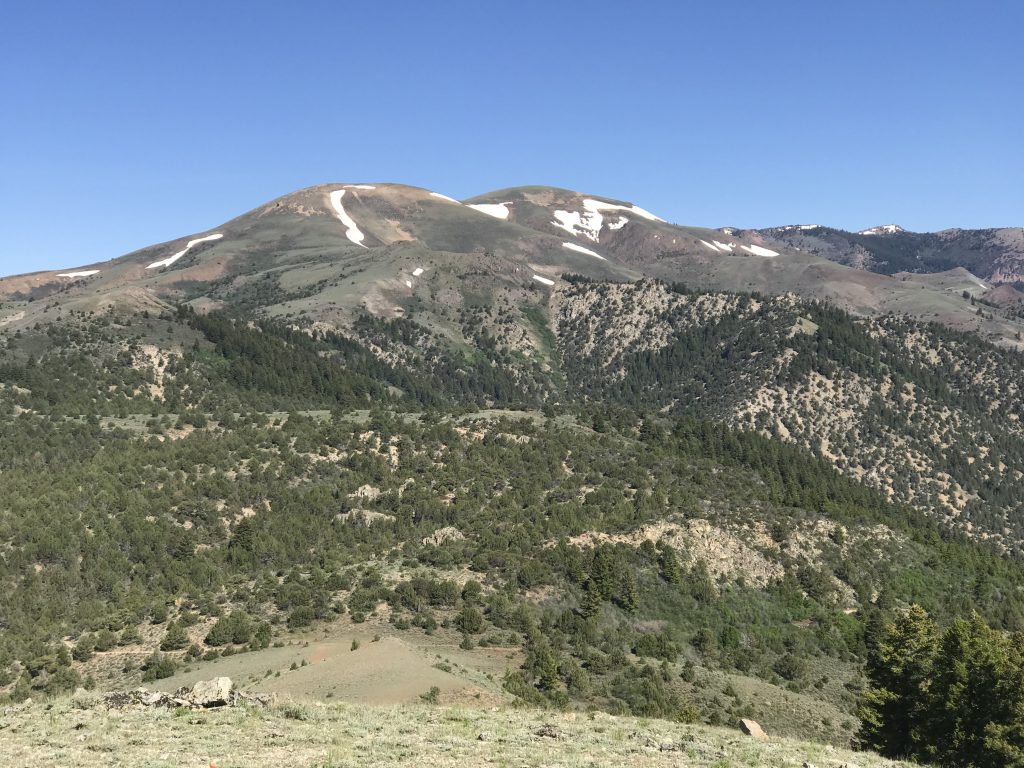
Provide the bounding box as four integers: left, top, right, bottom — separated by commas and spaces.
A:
187, 677, 233, 708
739, 718, 767, 739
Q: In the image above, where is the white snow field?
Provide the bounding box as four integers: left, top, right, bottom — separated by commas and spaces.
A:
699, 240, 720, 252
344, 184, 377, 190
328, 190, 368, 248
562, 242, 606, 260
412, 267, 425, 276
147, 234, 223, 269
56, 270, 100, 278
429, 192, 460, 204
532, 274, 555, 286
552, 198, 665, 242
740, 244, 779, 257
712, 241, 735, 252
467, 202, 511, 219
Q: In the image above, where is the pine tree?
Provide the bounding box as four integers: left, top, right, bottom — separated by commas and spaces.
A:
858, 605, 938, 759
614, 569, 639, 613
658, 543, 681, 585
579, 578, 602, 619
925, 614, 1023, 767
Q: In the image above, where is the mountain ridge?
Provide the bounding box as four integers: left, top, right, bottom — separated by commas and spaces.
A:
3, 182, 1022, 348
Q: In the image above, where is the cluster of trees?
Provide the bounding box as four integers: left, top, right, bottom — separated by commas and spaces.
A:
860, 606, 1024, 766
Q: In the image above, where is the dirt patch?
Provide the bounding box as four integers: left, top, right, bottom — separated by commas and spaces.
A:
155, 634, 497, 707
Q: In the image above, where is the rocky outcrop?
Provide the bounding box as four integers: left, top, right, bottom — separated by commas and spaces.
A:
104, 678, 272, 710
422, 526, 465, 546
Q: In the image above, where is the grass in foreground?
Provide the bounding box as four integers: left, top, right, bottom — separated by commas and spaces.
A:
0, 694, 917, 768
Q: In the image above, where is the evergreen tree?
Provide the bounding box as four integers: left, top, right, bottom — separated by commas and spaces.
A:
858, 605, 938, 759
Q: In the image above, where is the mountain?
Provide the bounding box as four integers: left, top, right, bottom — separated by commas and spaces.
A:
3, 183, 1024, 544
748, 222, 1024, 285
3, 183, 1023, 347
4, 182, 1024, 760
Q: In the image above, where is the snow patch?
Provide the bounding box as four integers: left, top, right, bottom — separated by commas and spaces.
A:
712, 240, 734, 252
967, 274, 989, 289
147, 233, 223, 269
552, 210, 599, 241
551, 197, 665, 243
859, 224, 904, 236
412, 267, 424, 276
467, 202, 511, 219
532, 274, 555, 286
585, 197, 663, 223
56, 270, 100, 278
562, 242, 606, 260
740, 244, 780, 257
328, 190, 368, 248
430, 192, 461, 204
405, 280, 412, 288
699, 240, 720, 252
344, 184, 377, 190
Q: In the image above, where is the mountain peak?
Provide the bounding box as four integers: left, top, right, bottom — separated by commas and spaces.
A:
858, 224, 905, 236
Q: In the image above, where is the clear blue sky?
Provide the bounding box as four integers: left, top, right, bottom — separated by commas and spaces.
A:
2, 0, 1021, 274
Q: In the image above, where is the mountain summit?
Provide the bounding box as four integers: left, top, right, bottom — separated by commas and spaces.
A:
1, 182, 1021, 346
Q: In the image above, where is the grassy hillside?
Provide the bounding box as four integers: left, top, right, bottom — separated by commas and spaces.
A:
0, 694, 917, 768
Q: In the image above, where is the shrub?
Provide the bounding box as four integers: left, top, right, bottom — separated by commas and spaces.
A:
141, 652, 177, 681
287, 606, 315, 629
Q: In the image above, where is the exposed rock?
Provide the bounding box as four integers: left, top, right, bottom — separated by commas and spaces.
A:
336, 509, 396, 526
349, 484, 381, 500
739, 718, 767, 739
103, 678, 272, 711
422, 526, 465, 547
186, 676, 233, 708
563, 519, 784, 588
104, 689, 182, 709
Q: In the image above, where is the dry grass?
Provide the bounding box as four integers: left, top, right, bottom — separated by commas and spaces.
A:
1, 694, 917, 768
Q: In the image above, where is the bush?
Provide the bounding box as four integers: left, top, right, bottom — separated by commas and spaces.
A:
633, 631, 679, 662
287, 606, 315, 629
118, 625, 142, 646
160, 621, 190, 651
420, 686, 441, 704
93, 629, 118, 652
205, 612, 254, 646
141, 652, 177, 681
455, 606, 485, 634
